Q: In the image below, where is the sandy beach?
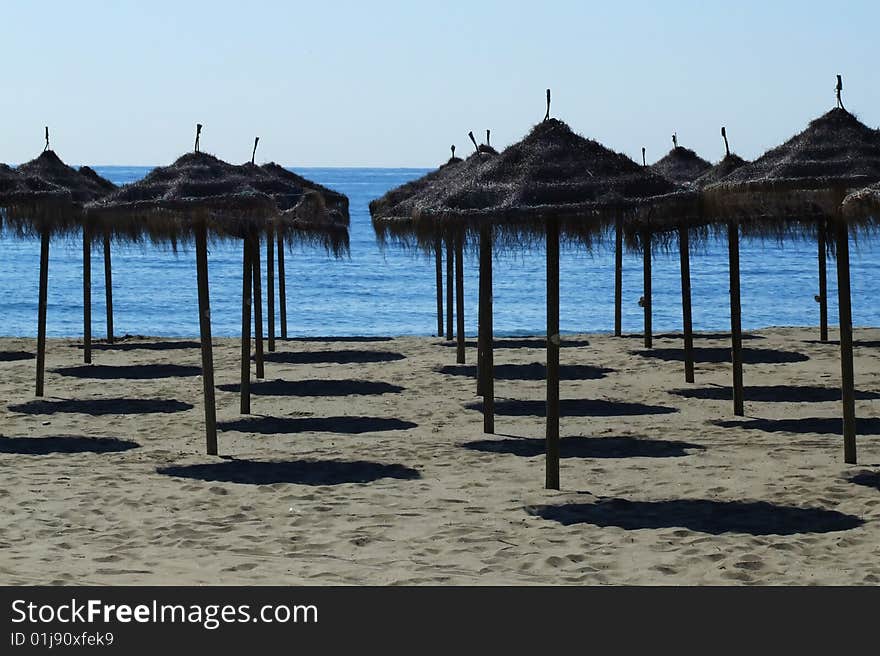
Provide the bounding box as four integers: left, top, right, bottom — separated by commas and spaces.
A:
0, 327, 878, 585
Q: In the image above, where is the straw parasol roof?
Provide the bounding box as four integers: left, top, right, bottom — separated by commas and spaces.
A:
651, 144, 712, 185
78, 165, 118, 196
703, 108, 880, 234
85, 152, 279, 245
410, 118, 688, 250
841, 182, 880, 225
371, 149, 493, 248
0, 163, 73, 235
248, 162, 350, 256
18, 151, 114, 207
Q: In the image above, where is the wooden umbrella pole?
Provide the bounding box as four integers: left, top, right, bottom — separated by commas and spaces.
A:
195, 221, 218, 455
614, 217, 623, 337
435, 238, 443, 337
446, 235, 453, 340
252, 235, 265, 379
476, 278, 483, 396
102, 233, 114, 344
35, 231, 50, 397
455, 231, 466, 364
83, 225, 92, 364
277, 231, 287, 339
818, 218, 829, 342
728, 221, 745, 416
546, 217, 561, 490
679, 226, 695, 383
642, 230, 652, 349
240, 236, 253, 415
479, 226, 495, 434
266, 226, 275, 352
835, 216, 857, 464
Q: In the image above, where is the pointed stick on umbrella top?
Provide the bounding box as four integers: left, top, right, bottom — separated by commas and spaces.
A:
252, 137, 260, 164
194, 124, 203, 153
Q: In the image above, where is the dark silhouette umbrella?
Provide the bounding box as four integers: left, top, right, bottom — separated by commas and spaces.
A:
86, 126, 279, 455
15, 136, 119, 373
703, 80, 880, 463
626, 128, 746, 384
412, 90, 684, 490
0, 164, 73, 397
234, 147, 350, 414
372, 135, 496, 364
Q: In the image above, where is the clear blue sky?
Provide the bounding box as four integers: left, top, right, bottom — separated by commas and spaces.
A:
3, 0, 878, 168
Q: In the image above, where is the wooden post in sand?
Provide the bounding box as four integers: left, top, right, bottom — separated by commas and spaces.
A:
277, 231, 287, 339
479, 226, 494, 433
195, 221, 218, 455
35, 231, 50, 397
546, 218, 561, 490
728, 222, 744, 416
252, 235, 265, 379
835, 216, 857, 464
240, 237, 253, 415
455, 231, 466, 364
82, 225, 92, 364
642, 230, 652, 349
679, 226, 695, 383
435, 238, 443, 337
446, 235, 454, 340
103, 233, 114, 344
266, 225, 275, 352
818, 218, 829, 343
614, 217, 623, 337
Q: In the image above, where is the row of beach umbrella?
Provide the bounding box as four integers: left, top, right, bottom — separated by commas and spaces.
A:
0, 129, 351, 454
371, 81, 880, 489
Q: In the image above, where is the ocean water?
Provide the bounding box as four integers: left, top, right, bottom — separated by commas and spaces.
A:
0, 166, 878, 338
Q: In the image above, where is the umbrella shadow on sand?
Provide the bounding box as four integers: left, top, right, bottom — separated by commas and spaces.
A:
0, 435, 139, 455
0, 351, 35, 362
714, 417, 880, 435
672, 385, 880, 403
441, 337, 592, 350
527, 498, 863, 535
8, 398, 193, 416
157, 459, 420, 486
438, 363, 613, 381
465, 399, 677, 417
219, 415, 417, 435
850, 472, 880, 491
262, 350, 405, 365
72, 340, 202, 352
217, 379, 403, 396
462, 435, 704, 459
52, 364, 202, 379
633, 347, 809, 364
280, 336, 393, 343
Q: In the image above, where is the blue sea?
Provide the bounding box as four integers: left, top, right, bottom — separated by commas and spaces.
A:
1, 166, 878, 338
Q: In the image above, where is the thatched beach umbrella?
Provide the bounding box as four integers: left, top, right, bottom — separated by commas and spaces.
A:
413, 90, 681, 489
703, 84, 880, 463
235, 146, 350, 413
0, 165, 72, 396
17, 141, 119, 365
371, 142, 494, 365
370, 145, 463, 339
635, 136, 712, 349
86, 130, 279, 455
627, 129, 746, 384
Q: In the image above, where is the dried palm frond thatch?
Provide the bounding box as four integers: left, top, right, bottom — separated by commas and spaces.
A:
651, 144, 712, 185
85, 152, 279, 245
703, 108, 880, 235
247, 162, 349, 256
0, 163, 74, 236
411, 118, 691, 251
841, 182, 880, 227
